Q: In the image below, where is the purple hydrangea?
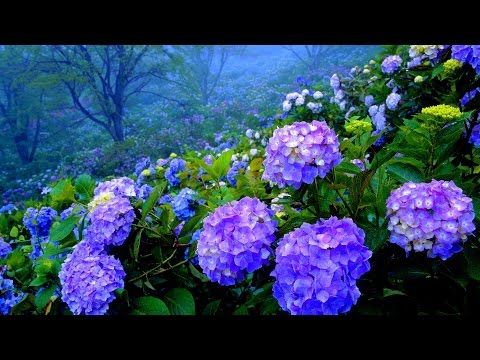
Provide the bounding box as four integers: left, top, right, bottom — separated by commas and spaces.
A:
203, 154, 213, 166
407, 56, 426, 69
461, 88, 480, 107
58, 241, 125, 315
350, 159, 365, 171
23, 207, 58, 238
87, 195, 134, 248
381, 55, 402, 74
330, 74, 341, 91
364, 95, 375, 107
386, 92, 401, 110
165, 158, 186, 187
0, 238, 12, 259
138, 184, 153, 200
94, 177, 138, 198
0, 267, 23, 315
372, 104, 387, 132
158, 194, 173, 205
172, 188, 200, 222
197, 197, 277, 286
227, 161, 248, 188
271, 216, 372, 315
386, 180, 476, 260
262, 120, 342, 189
451, 45, 480, 73
61, 204, 87, 221
470, 123, 480, 148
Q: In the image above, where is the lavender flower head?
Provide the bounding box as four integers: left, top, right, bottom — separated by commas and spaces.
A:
350, 159, 365, 171
197, 197, 277, 286
271, 216, 372, 315
330, 74, 341, 91
0, 238, 12, 259
364, 95, 375, 107
138, 184, 153, 200
262, 120, 342, 189
451, 45, 480, 74
23, 207, 58, 238
165, 158, 186, 187
87, 195, 134, 247
172, 188, 201, 222
94, 177, 138, 198
59, 241, 125, 315
386, 179, 475, 260
227, 161, 248, 188
381, 55, 402, 74
386, 92, 401, 111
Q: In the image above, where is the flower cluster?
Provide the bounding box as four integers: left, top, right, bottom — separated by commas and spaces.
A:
421, 104, 462, 121
409, 45, 445, 60
58, 241, 125, 315
451, 45, 480, 74
345, 117, 373, 135
271, 216, 372, 315
262, 120, 342, 189
184, 229, 201, 265
0, 267, 23, 315
165, 158, 186, 187
414, 75, 424, 83
134, 157, 151, 177
23, 207, 58, 238
0, 238, 12, 259
364, 95, 375, 107
386, 180, 475, 260
227, 161, 248, 188
461, 88, 480, 107
443, 59, 463, 74
282, 90, 323, 114
94, 177, 138, 199
469, 123, 480, 148
196, 197, 277, 286
330, 74, 346, 110
0, 204, 17, 215
350, 159, 365, 171
386, 92, 401, 111
138, 184, 153, 200
381, 55, 402, 74
172, 188, 201, 222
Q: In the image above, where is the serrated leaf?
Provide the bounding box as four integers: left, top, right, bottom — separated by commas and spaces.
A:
74, 174, 95, 201
202, 300, 221, 315
188, 262, 208, 282
386, 163, 424, 183
41, 247, 72, 258
335, 160, 363, 175
35, 284, 57, 310
141, 183, 166, 221
50, 216, 77, 242
133, 296, 170, 315
164, 288, 195, 315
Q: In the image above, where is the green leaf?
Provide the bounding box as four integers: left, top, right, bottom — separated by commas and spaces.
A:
188, 262, 209, 282
41, 247, 72, 258
50, 216, 77, 242
133, 229, 143, 262
383, 288, 407, 298
50, 179, 76, 207
74, 174, 95, 201
464, 247, 480, 281
35, 284, 57, 310
386, 163, 424, 183
202, 300, 221, 315
141, 183, 166, 221
164, 288, 195, 315
233, 305, 248, 315
211, 149, 233, 179
472, 197, 480, 221
364, 227, 389, 252
335, 160, 363, 176
29, 276, 48, 287
179, 209, 208, 237
133, 296, 170, 315
11, 293, 35, 314
431, 63, 444, 78
9, 226, 18, 238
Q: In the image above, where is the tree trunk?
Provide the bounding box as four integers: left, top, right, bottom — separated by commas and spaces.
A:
14, 131, 32, 164
112, 113, 124, 142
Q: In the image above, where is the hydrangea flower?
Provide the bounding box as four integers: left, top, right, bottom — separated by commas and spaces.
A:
0, 204, 17, 215
461, 88, 480, 107
386, 92, 401, 110
227, 161, 248, 188
134, 157, 151, 177
451, 45, 480, 73
0, 267, 23, 315
271, 216, 372, 315
364, 95, 374, 107
203, 154, 213, 166
94, 177, 138, 198
172, 188, 201, 222
0, 238, 12, 259
262, 120, 342, 189
246, 129, 254, 138
330, 74, 340, 91
197, 197, 277, 286
23, 207, 58, 238
409, 45, 445, 60
313, 91, 323, 99
29, 236, 50, 261
381, 55, 402, 74
165, 158, 186, 187
60, 204, 87, 221
386, 180, 475, 260
414, 75, 424, 83
184, 229, 201, 265
158, 194, 173, 205
443, 59, 463, 74
421, 104, 462, 121
58, 241, 125, 315
470, 123, 480, 148
87, 195, 134, 247
350, 159, 365, 171
138, 184, 153, 200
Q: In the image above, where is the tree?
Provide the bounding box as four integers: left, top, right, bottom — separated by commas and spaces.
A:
49, 45, 161, 142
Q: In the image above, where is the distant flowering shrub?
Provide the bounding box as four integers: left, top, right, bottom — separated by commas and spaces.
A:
262, 120, 342, 189
94, 177, 138, 198
271, 216, 372, 315
386, 180, 475, 260
381, 55, 402, 74
197, 197, 277, 286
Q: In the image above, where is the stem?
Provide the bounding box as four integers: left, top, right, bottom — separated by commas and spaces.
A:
312, 178, 321, 216
334, 188, 355, 219
128, 248, 179, 282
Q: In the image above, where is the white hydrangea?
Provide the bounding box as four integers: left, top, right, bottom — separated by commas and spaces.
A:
295, 96, 305, 106
254, 132, 260, 139
301, 89, 309, 97
250, 149, 258, 156
286, 92, 300, 101
283, 101, 292, 112
363, 68, 370, 74
245, 129, 254, 138
313, 91, 323, 99
242, 154, 249, 162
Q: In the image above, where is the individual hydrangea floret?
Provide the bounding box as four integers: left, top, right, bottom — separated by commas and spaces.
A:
350, 159, 365, 171
386, 180, 475, 260
262, 120, 342, 189
197, 197, 277, 286
271, 216, 372, 315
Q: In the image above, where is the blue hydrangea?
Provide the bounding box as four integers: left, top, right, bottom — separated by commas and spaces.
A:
262, 120, 342, 189
58, 241, 125, 315
0, 267, 23, 315
0, 238, 12, 259
364, 95, 375, 107
29, 236, 50, 261
165, 158, 186, 187
350, 159, 365, 171
271, 216, 372, 315
451, 45, 480, 73
0, 204, 17, 215
158, 194, 173, 205
461, 88, 480, 107
60, 204, 87, 241
184, 229, 201, 265
134, 157, 151, 177
227, 161, 248, 188
23, 207, 58, 238
138, 184, 153, 200
87, 196, 134, 248
381, 55, 402, 74
386, 92, 401, 111
197, 197, 277, 286
386, 180, 476, 260
470, 123, 480, 148
172, 188, 200, 222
